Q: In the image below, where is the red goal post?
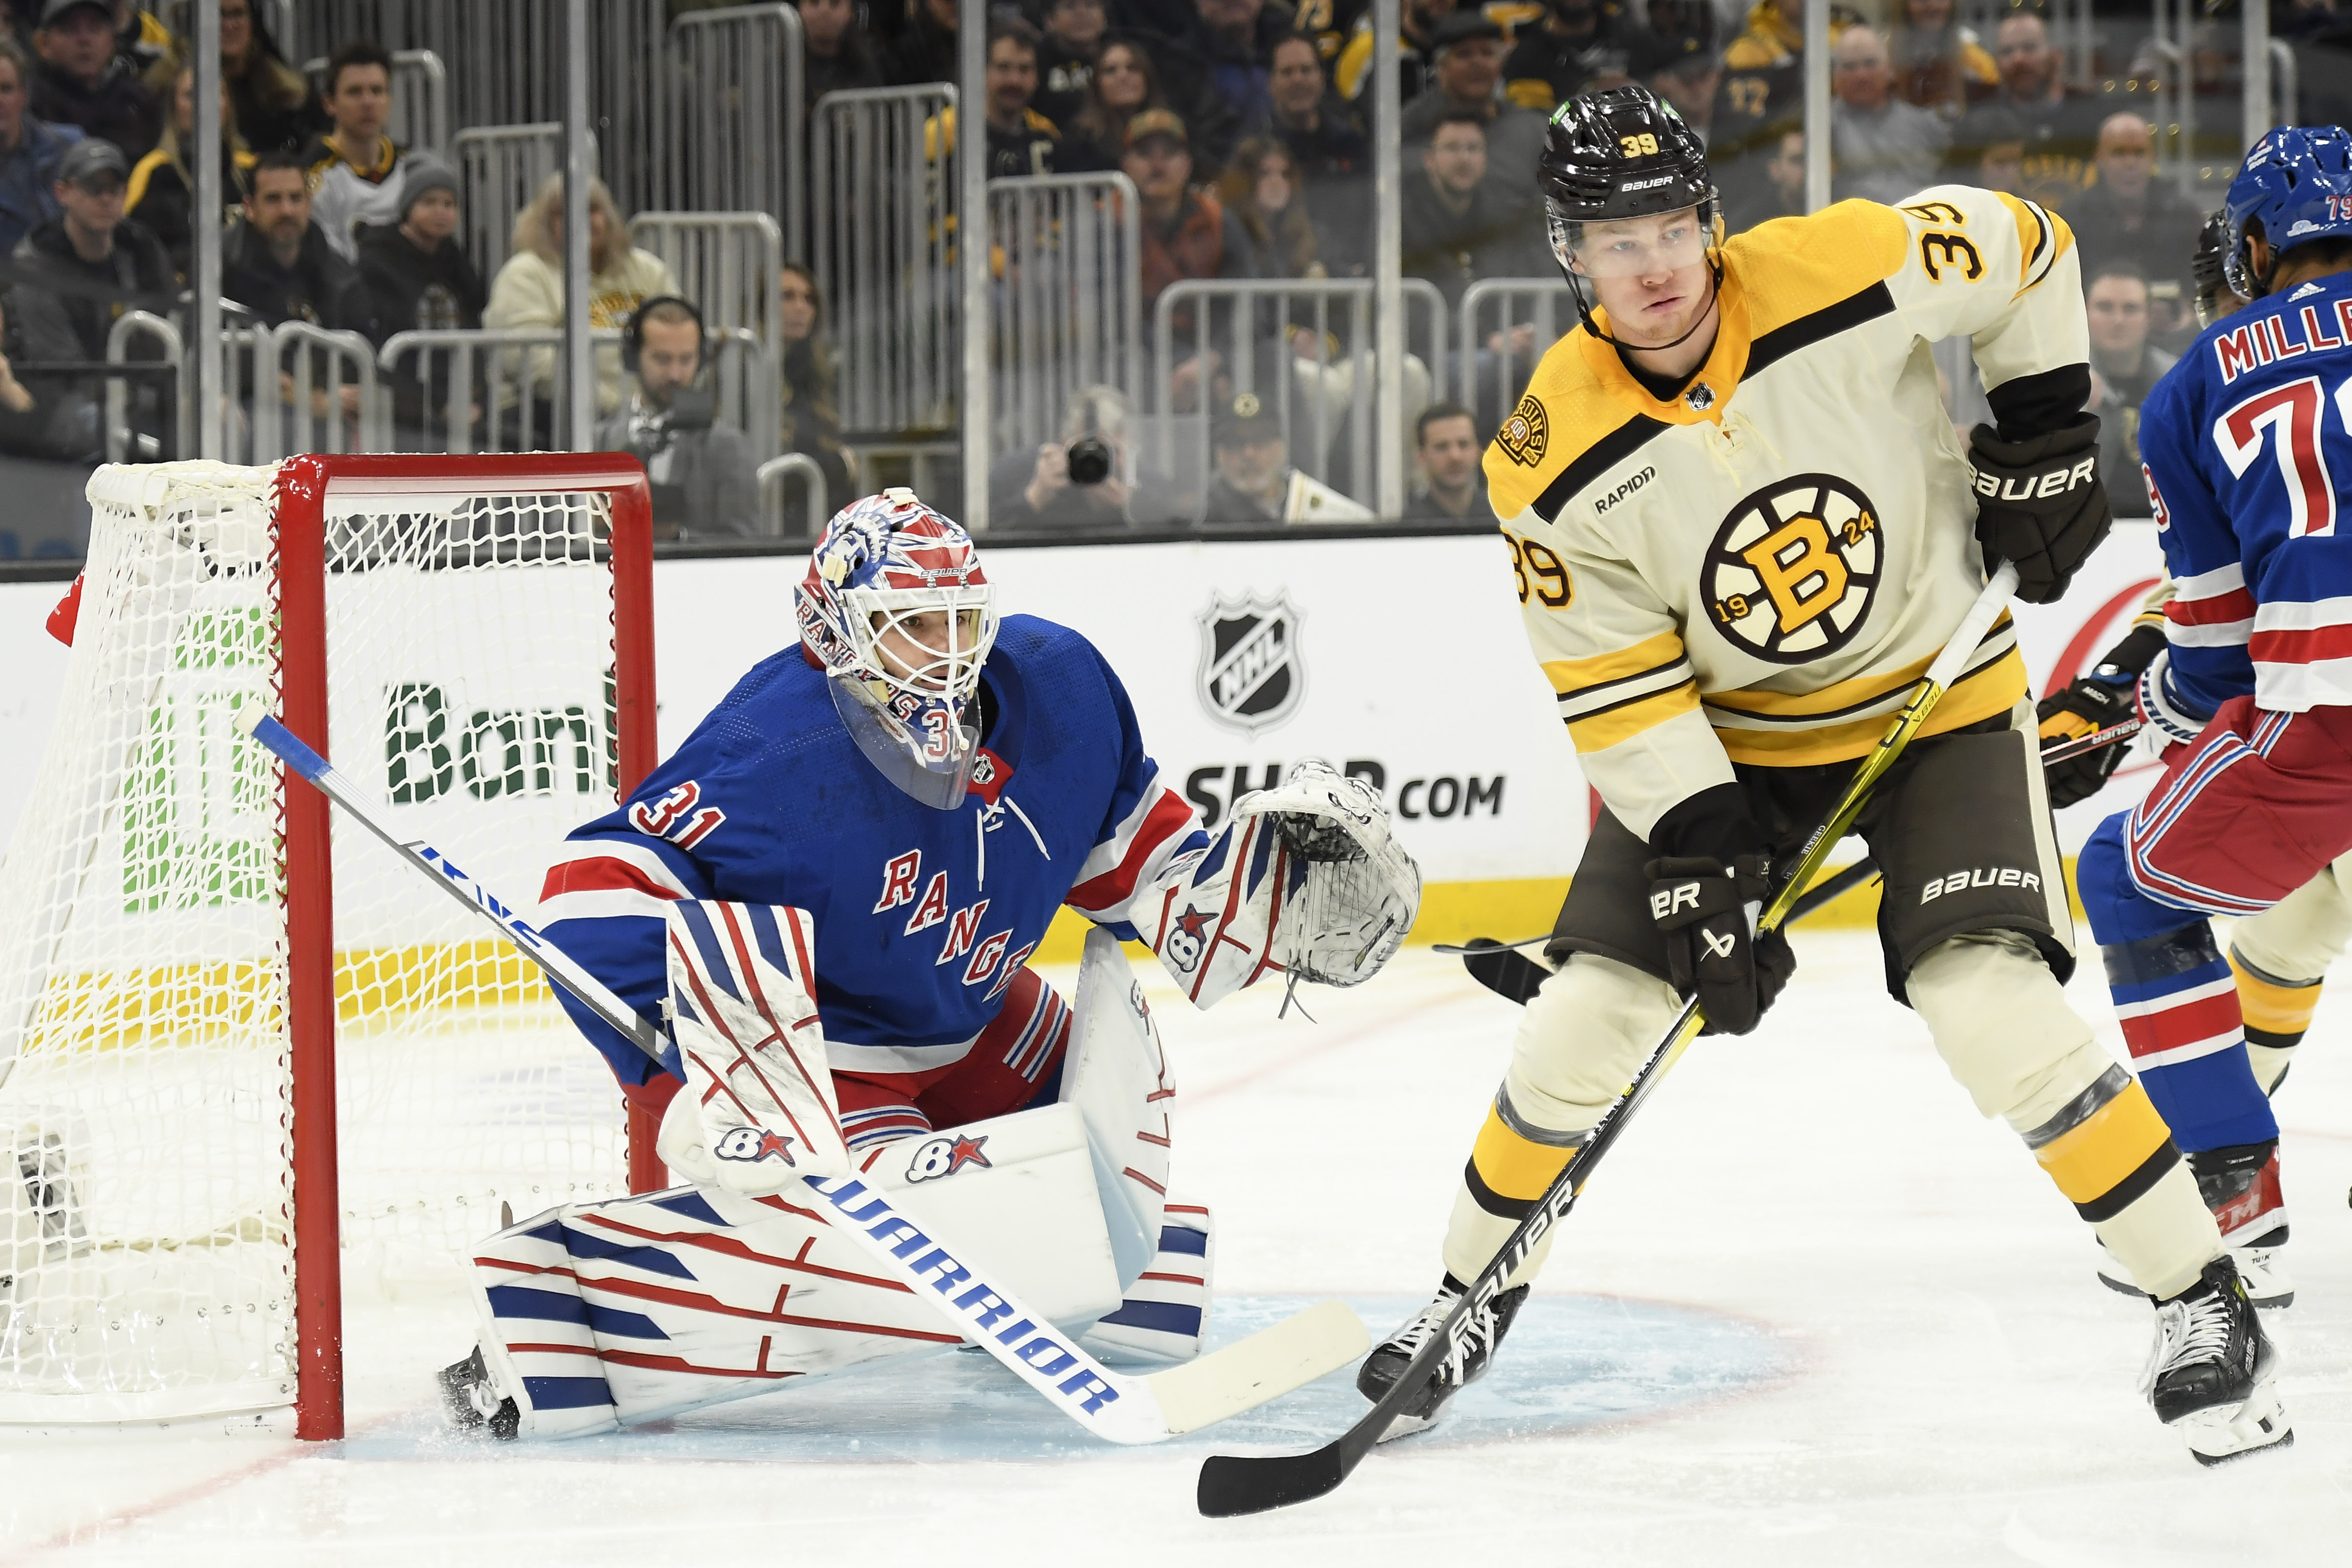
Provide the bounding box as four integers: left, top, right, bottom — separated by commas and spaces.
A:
0, 454, 661, 1440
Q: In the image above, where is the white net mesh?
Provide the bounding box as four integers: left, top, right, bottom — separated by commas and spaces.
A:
0, 460, 638, 1423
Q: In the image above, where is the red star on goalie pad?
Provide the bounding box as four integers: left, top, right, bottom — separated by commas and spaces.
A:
1174, 906, 1213, 941
757, 1130, 797, 1164
947, 1134, 992, 1174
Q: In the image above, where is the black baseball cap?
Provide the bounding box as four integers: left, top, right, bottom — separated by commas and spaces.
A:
1212, 392, 1282, 446
57, 138, 131, 189
39, 0, 112, 24
1431, 12, 1506, 49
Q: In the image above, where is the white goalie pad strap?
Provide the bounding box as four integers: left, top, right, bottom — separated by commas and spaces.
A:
1060, 926, 1175, 1284
1233, 758, 1421, 987
666, 900, 852, 1190
1083, 1197, 1213, 1364
466, 1101, 1125, 1436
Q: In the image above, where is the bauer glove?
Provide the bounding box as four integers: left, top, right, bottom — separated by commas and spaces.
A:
1644, 853, 1795, 1036
1968, 415, 2111, 604
2036, 622, 2163, 807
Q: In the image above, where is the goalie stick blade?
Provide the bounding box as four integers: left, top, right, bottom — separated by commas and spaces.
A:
1148, 1299, 1368, 1435
1198, 1441, 1356, 1518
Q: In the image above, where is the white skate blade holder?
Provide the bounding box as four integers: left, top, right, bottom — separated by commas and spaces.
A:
2176, 1378, 2294, 1467
244, 713, 1368, 1443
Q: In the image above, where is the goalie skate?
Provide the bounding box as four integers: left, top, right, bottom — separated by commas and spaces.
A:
438, 1347, 519, 1441
1355, 1280, 1528, 1441
2143, 1257, 2292, 1466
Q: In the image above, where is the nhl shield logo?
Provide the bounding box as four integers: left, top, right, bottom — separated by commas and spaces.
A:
1196, 591, 1305, 736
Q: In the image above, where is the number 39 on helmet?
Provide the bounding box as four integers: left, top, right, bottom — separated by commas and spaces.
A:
795, 489, 1000, 810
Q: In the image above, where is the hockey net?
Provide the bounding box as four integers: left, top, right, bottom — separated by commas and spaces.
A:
0, 456, 656, 1432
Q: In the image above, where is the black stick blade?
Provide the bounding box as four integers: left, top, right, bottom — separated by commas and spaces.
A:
1197, 1443, 1352, 1518
1461, 940, 1548, 1005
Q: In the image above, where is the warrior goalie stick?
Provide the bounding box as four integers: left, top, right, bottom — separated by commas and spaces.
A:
247, 714, 1369, 1446
1440, 715, 2145, 1006
1195, 564, 2022, 1518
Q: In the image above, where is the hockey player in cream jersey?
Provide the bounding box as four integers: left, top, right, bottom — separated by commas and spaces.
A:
1361, 87, 2289, 1466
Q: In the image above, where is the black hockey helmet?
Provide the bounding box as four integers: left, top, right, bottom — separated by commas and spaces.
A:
1537, 86, 1723, 344
2190, 208, 2236, 327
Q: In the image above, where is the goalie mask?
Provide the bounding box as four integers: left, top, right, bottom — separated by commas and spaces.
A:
796, 489, 999, 810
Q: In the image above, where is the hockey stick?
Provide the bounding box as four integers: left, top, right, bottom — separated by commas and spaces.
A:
1196, 563, 2021, 1518
247, 713, 1369, 1446
1439, 715, 2146, 1006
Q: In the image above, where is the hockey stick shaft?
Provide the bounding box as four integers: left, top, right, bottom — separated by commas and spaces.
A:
248, 713, 1362, 1445
1197, 564, 2020, 1518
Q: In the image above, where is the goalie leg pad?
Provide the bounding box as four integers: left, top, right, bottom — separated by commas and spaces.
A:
1061, 927, 1175, 1285
464, 1101, 1127, 1436
1083, 1197, 1212, 1363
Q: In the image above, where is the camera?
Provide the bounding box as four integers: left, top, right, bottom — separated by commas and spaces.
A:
1065, 435, 1113, 487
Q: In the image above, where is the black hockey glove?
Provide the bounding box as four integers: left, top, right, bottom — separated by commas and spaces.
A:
2035, 622, 2164, 807
1968, 415, 2111, 604
1644, 853, 1795, 1036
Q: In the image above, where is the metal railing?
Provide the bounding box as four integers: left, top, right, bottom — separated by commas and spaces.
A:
454, 122, 597, 282
811, 85, 958, 443
758, 453, 828, 539
102, 311, 187, 464
989, 172, 1144, 456
302, 48, 448, 151
1456, 279, 1579, 435
668, 6, 805, 260
1151, 277, 1446, 516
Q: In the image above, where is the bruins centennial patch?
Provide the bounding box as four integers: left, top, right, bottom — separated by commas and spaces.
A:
1703, 474, 1883, 664
1496, 395, 1549, 467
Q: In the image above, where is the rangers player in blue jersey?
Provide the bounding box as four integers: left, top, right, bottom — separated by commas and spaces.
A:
435, 489, 1419, 1439
2057, 125, 2352, 1466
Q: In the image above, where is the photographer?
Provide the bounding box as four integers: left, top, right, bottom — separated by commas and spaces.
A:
987, 383, 1184, 530
593, 296, 757, 540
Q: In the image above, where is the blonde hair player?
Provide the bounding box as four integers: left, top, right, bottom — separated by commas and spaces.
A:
1359, 85, 2287, 1467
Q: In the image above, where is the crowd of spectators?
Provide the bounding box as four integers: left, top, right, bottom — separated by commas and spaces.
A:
0, 0, 2330, 542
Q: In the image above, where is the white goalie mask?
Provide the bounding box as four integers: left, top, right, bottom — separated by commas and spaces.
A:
795, 489, 1000, 809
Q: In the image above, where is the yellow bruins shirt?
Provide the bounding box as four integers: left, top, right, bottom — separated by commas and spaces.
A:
1486, 185, 2082, 841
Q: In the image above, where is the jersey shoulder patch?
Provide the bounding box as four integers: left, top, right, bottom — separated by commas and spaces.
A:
1482, 332, 1661, 524
1723, 199, 1908, 340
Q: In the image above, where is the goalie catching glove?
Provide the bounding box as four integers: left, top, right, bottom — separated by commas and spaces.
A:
1968, 415, 2111, 605
1131, 760, 1420, 1003
661, 899, 852, 1194
1645, 853, 1794, 1036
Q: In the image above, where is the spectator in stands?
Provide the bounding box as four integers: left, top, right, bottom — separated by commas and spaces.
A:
1266, 30, 1367, 265
595, 296, 757, 540
1202, 389, 1288, 524
127, 62, 252, 278
795, 0, 883, 106
303, 42, 412, 263
29, 0, 159, 161
1960, 104, 2027, 194
111, 2, 169, 80
482, 174, 677, 432
1193, 0, 1288, 139
2085, 259, 2173, 485
221, 149, 362, 327
1034, 0, 1107, 130
884, 0, 957, 87
1636, 32, 1721, 146
1889, 0, 1994, 118
1126, 108, 1250, 348
1404, 401, 1487, 523
1400, 111, 1546, 318
354, 153, 483, 448
0, 290, 85, 458
1951, 11, 2100, 210
8, 136, 169, 454
2288, 0, 2352, 133
1220, 137, 1321, 280
1830, 26, 1946, 205
0, 35, 82, 256
990, 382, 1186, 530
1724, 125, 1806, 231
924, 17, 1059, 180
1503, 0, 1613, 115
1400, 13, 1544, 183
776, 260, 849, 534
182, 0, 325, 156
1059, 34, 1164, 172
2068, 112, 2203, 342
1337, 0, 1454, 107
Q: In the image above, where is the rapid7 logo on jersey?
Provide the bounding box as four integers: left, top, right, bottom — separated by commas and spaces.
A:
2213, 371, 2352, 539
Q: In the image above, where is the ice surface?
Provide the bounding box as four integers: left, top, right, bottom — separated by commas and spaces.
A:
3, 931, 2348, 1565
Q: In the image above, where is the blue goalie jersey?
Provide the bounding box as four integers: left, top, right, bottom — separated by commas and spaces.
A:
2140, 271, 2352, 716
538, 614, 1207, 1086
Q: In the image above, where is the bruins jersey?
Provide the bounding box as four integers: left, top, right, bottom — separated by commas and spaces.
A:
1486, 185, 2083, 841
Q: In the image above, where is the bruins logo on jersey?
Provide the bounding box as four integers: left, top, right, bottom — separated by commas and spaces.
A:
1496, 395, 1549, 467
1703, 474, 1882, 663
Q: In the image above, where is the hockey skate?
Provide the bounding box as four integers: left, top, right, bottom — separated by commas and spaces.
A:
2097, 1142, 2293, 1308
2143, 1257, 2292, 1466
439, 1347, 520, 1440
2097, 1237, 2293, 1310
1356, 1279, 1528, 1440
